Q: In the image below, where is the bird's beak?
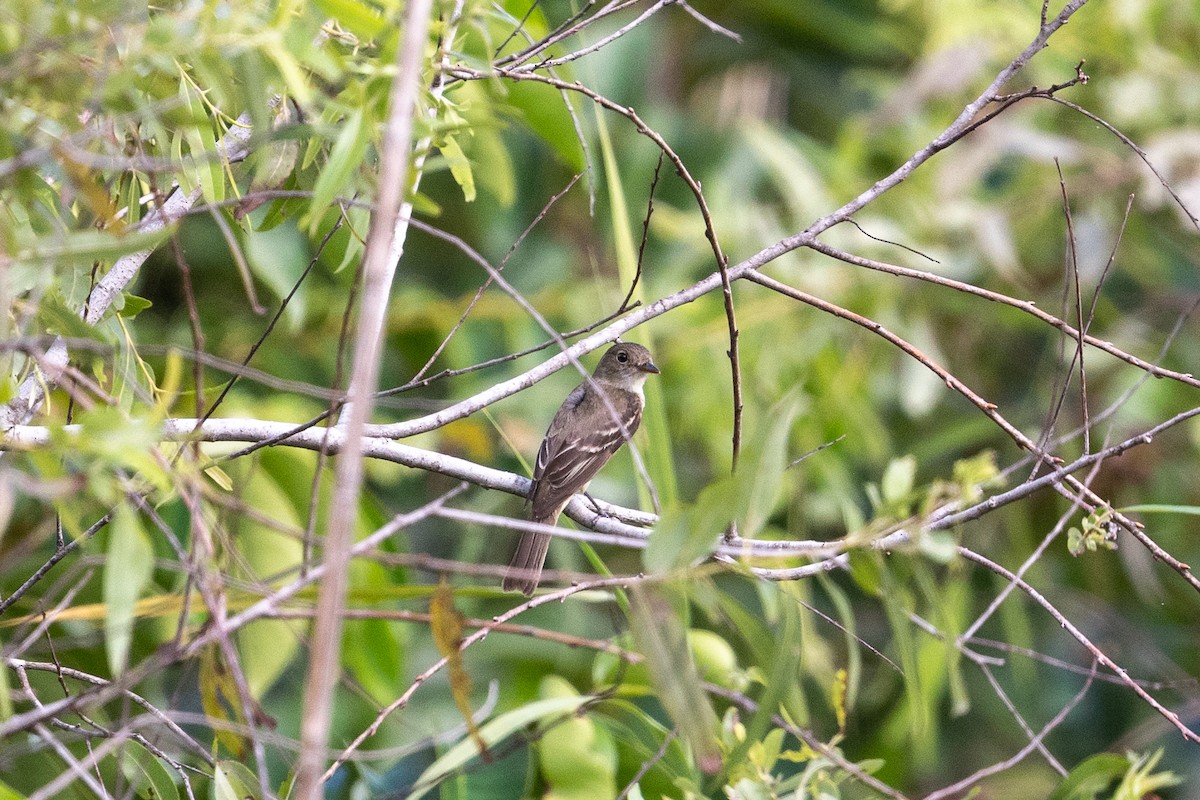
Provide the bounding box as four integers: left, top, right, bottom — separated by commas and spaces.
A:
641, 361, 661, 375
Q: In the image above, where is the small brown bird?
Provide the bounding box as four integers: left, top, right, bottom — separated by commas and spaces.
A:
503, 342, 660, 595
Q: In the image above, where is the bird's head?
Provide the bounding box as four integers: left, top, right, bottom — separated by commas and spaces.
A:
593, 342, 660, 390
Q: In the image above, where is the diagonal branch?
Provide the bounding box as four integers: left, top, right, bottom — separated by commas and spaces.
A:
958, 546, 1200, 745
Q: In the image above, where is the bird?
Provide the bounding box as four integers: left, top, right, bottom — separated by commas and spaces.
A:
503, 342, 660, 595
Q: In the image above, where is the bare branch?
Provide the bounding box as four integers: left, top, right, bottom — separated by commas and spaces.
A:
292, 1, 434, 796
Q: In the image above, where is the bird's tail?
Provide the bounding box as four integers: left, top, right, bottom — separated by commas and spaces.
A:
502, 529, 552, 596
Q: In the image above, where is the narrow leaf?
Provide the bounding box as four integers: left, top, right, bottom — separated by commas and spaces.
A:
431, 581, 489, 758
313, 0, 386, 39
404, 695, 592, 800
307, 108, 368, 233
596, 102, 678, 509
627, 585, 722, 775
738, 396, 799, 537
214, 759, 260, 800
103, 504, 153, 676
438, 134, 476, 202
642, 502, 723, 575
537, 676, 618, 798
199, 646, 247, 757
120, 743, 180, 800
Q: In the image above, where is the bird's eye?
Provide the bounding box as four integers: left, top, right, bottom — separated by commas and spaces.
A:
616, 350, 629, 363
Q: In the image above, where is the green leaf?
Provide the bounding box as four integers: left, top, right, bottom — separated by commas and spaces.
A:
205, 464, 234, 492
472, 124, 515, 206
120, 743, 180, 800
213, 759, 261, 800
687, 629, 739, 687
247, 121, 301, 197
644, 396, 797, 573
198, 114, 224, 204
1120, 504, 1200, 516
914, 561, 970, 718
537, 676, 618, 800
404, 695, 593, 800
642, 501, 722, 575
343, 616, 402, 705
236, 619, 301, 699
264, 39, 313, 107
244, 224, 310, 329
918, 530, 957, 563
117, 294, 154, 318
104, 504, 154, 676
1047, 753, 1129, 800
816, 574, 862, 711
506, 79, 584, 171
880, 455, 916, 509
37, 291, 103, 340
596, 101, 678, 512
179, 79, 223, 204
14, 228, 167, 273
737, 396, 799, 538
846, 548, 883, 596
952, 450, 999, 502
875, 555, 925, 735
313, 0, 386, 40
439, 134, 476, 202
234, 464, 304, 696
0, 780, 28, 800
598, 699, 697, 793
307, 107, 369, 234
67, 407, 172, 497
627, 585, 722, 776
1113, 749, 1181, 800
716, 587, 802, 787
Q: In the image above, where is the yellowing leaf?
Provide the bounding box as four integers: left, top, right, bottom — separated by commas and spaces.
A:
205, 464, 234, 492
832, 668, 848, 735
431, 581, 489, 758
200, 647, 248, 758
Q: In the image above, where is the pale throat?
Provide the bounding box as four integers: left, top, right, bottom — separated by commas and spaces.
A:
627, 371, 650, 400
598, 370, 650, 400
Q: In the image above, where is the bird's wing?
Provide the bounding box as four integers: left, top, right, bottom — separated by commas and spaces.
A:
529, 385, 642, 521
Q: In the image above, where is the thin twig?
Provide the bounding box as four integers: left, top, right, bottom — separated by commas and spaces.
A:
958, 546, 1200, 745
408, 173, 583, 384
619, 152, 663, 313
1057, 160, 1090, 455
447, 63, 745, 469
323, 574, 638, 780
616, 728, 677, 800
